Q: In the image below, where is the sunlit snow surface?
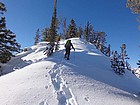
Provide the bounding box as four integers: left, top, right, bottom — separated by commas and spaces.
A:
0, 38, 140, 105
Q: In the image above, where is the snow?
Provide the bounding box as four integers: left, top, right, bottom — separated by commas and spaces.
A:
133, 68, 140, 79
0, 38, 140, 105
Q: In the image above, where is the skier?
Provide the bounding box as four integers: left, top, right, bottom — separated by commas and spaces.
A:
64, 40, 75, 60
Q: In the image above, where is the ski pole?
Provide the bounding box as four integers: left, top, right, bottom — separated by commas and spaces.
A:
74, 49, 75, 63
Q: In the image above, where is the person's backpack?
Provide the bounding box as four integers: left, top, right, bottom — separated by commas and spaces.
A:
65, 40, 71, 48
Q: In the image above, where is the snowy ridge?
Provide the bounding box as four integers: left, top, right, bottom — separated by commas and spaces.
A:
0, 38, 140, 105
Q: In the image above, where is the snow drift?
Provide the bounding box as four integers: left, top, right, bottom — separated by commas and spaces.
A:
0, 38, 140, 105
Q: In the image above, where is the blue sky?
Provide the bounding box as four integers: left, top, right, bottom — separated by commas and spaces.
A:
1, 0, 140, 68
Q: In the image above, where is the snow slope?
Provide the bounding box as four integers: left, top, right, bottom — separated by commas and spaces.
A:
0, 38, 140, 105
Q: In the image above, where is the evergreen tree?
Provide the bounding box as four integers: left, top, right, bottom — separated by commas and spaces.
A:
104, 44, 111, 57
48, 15, 60, 52
63, 18, 67, 39
0, 2, 6, 14
0, 2, 6, 62
84, 21, 95, 42
137, 60, 140, 68
110, 51, 125, 75
120, 44, 129, 64
84, 21, 90, 41
47, 0, 57, 49
98, 32, 107, 52
0, 3, 7, 63
110, 44, 131, 75
77, 26, 83, 38
60, 17, 67, 39
88, 24, 94, 42
126, 60, 131, 70
0, 19, 20, 63
98, 32, 106, 45
126, 0, 140, 14
44, 0, 60, 56
126, 0, 140, 28
42, 27, 50, 41
0, 2, 20, 63
54, 35, 60, 51
94, 31, 106, 51
34, 29, 40, 45
48, 17, 57, 47
67, 19, 77, 38
93, 31, 99, 45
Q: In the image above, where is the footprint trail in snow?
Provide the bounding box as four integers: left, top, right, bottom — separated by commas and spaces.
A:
49, 64, 78, 105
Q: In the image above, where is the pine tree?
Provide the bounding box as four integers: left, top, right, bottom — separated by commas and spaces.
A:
137, 60, 140, 68
84, 21, 90, 41
126, 0, 140, 14
98, 32, 107, 52
93, 31, 106, 51
110, 51, 125, 74
0, 2, 20, 63
48, 17, 57, 47
120, 44, 129, 64
42, 27, 50, 41
93, 31, 99, 45
88, 24, 94, 42
0, 3, 6, 62
34, 29, 40, 45
0, 19, 20, 63
63, 18, 67, 39
126, 0, 140, 28
54, 35, 60, 51
126, 60, 131, 70
67, 19, 77, 38
119, 44, 131, 71
99, 32, 106, 45
0, 2, 6, 14
47, 0, 57, 45
60, 17, 67, 39
83, 21, 95, 42
0, 3, 7, 63
45, 0, 60, 56
104, 44, 111, 57
77, 26, 83, 38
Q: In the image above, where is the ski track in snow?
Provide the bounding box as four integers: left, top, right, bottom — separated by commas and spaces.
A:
48, 63, 78, 105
